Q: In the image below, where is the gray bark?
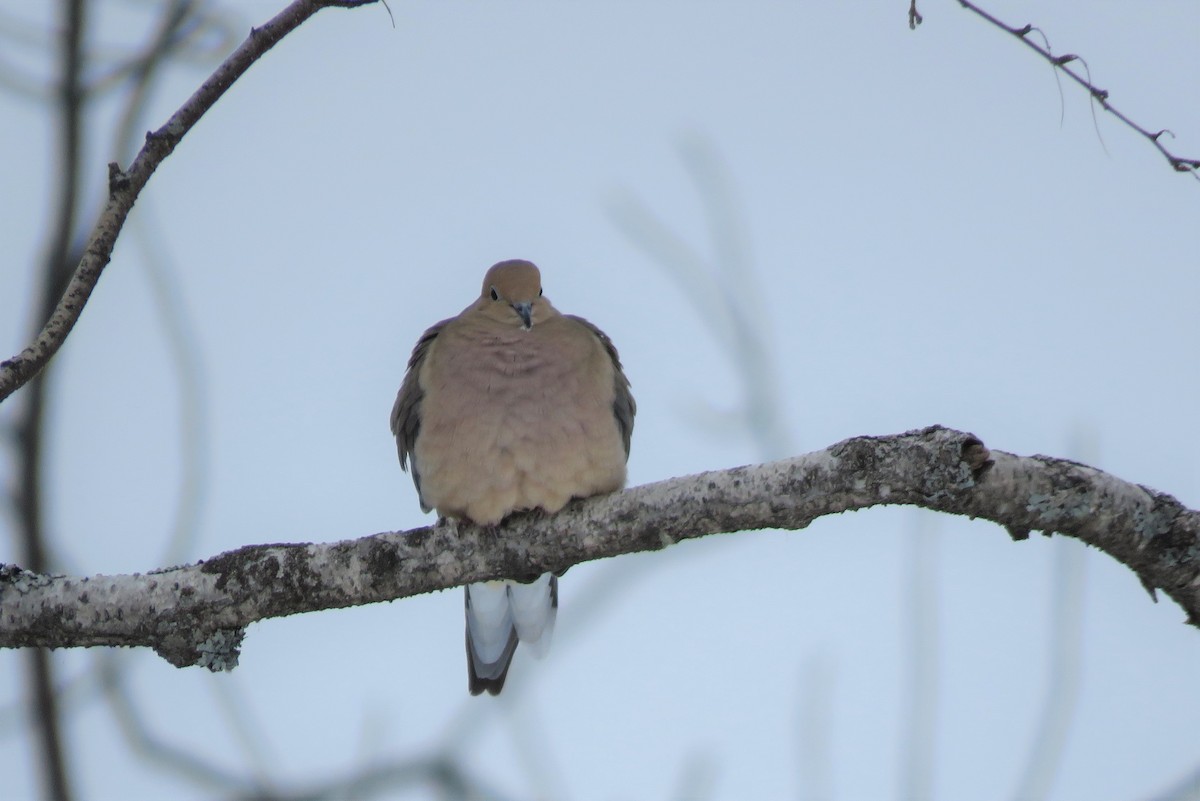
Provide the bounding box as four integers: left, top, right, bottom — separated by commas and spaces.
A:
2, 426, 1197, 669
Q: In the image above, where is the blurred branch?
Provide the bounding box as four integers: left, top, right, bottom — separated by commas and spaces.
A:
7, 426, 1200, 668
12, 0, 89, 797
96, 651, 512, 801
1, 3, 390, 798
899, 514, 940, 801
0, 0, 380, 405
111, 0, 209, 164
131, 208, 212, 566
94, 652, 516, 801
1144, 762, 1200, 801
209, 676, 280, 794
0, 3, 237, 104
244, 755, 519, 801
0, 665, 96, 739
111, 3, 243, 792
608, 134, 795, 460
97, 653, 254, 794
918, 0, 1200, 179
797, 655, 834, 801
0, 0, 227, 786
671, 750, 718, 801
0, 9, 56, 99
498, 693, 571, 801
1010, 537, 1086, 801
91, 2, 240, 102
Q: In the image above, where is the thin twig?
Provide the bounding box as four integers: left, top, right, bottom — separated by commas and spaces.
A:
948, 0, 1200, 179
0, 0, 380, 405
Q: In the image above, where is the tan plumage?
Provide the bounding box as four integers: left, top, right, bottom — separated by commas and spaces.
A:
391, 259, 634, 695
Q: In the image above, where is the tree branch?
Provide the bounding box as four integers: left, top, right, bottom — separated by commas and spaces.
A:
941, 0, 1200, 179
3, 426, 1199, 669
0, 0, 379, 405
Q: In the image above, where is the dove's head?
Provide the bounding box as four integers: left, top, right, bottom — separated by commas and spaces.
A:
478, 259, 552, 329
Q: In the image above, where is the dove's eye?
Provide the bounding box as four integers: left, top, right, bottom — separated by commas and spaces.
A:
538, 287, 543, 297
490, 287, 500, 301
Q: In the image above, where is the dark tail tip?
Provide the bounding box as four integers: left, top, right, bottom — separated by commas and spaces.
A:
469, 673, 506, 696
465, 605, 517, 696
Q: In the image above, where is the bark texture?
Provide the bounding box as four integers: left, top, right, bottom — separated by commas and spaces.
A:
2, 426, 1197, 669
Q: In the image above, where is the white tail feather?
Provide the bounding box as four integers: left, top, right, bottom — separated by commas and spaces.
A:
465, 581, 515, 666
508, 573, 557, 658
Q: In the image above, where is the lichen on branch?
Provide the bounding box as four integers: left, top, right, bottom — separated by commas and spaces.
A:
2, 426, 1197, 669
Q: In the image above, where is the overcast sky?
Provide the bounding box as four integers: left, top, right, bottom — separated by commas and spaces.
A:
2, 1, 1199, 799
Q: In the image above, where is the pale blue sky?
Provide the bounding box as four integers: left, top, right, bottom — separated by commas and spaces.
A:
2, 1, 1199, 799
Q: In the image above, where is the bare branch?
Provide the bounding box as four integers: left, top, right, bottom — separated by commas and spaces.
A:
0, 0, 380, 404
939, 0, 1200, 179
4, 426, 1200, 669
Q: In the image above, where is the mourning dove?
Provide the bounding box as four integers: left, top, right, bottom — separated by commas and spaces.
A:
391, 259, 635, 695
